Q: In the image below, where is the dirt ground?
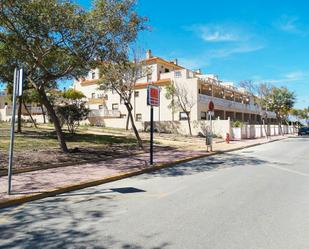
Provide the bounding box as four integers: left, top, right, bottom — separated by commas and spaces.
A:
0, 123, 219, 175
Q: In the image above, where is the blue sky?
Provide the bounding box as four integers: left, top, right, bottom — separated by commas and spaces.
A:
133, 0, 309, 109
3, 0, 308, 109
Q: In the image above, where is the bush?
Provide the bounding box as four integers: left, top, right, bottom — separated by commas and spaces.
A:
232, 120, 243, 128
56, 103, 90, 134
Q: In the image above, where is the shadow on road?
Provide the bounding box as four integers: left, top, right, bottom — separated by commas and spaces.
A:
0, 147, 287, 248
141, 152, 272, 178
0, 191, 170, 249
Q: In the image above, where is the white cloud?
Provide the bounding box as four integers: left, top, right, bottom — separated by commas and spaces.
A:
257, 71, 306, 84
178, 23, 265, 69
284, 71, 304, 80
276, 15, 305, 35
187, 24, 248, 42
208, 44, 264, 59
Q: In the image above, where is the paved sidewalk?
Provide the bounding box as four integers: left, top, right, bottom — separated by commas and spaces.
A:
0, 136, 287, 207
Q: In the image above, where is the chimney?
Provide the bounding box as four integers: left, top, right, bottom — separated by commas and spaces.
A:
195, 69, 201, 74
173, 59, 178, 65
146, 49, 152, 59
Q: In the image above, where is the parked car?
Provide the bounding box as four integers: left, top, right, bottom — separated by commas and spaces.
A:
298, 127, 309, 136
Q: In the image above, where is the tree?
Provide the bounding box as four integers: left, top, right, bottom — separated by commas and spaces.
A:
0, 0, 145, 152
165, 82, 195, 136
291, 108, 309, 126
57, 104, 90, 134
263, 87, 296, 135
62, 88, 85, 103
98, 58, 148, 149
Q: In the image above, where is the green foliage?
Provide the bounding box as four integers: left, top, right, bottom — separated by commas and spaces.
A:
0, 0, 146, 151
62, 89, 85, 101
291, 107, 309, 125
56, 103, 90, 134
263, 87, 296, 120
232, 120, 242, 128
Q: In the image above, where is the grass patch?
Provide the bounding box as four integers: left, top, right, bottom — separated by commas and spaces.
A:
0, 125, 139, 152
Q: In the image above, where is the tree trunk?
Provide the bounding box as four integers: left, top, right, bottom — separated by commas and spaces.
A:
17, 96, 22, 133
38, 88, 69, 153
125, 103, 143, 149
262, 118, 268, 139
40, 104, 46, 124
23, 100, 38, 128
125, 112, 130, 130
186, 113, 192, 136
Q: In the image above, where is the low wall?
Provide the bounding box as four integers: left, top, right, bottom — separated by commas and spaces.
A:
89, 117, 231, 138
0, 113, 46, 123
88, 116, 144, 130
232, 124, 297, 140
143, 120, 231, 138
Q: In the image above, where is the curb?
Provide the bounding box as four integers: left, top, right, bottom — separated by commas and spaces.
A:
0, 136, 288, 209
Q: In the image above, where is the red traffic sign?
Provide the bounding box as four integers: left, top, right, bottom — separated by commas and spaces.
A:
147, 85, 160, 106
208, 100, 214, 111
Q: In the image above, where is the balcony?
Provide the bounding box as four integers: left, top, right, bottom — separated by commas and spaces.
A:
89, 109, 121, 118
87, 98, 105, 105
198, 94, 261, 114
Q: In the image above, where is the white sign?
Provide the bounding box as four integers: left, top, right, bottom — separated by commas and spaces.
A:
17, 68, 23, 96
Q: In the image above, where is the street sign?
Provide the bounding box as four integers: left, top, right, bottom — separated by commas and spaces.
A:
17, 68, 23, 96
147, 85, 160, 106
208, 111, 215, 117
208, 100, 214, 111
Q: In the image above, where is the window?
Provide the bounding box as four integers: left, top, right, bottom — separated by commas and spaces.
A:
135, 113, 142, 121
134, 91, 139, 97
201, 112, 207, 120
91, 93, 95, 99
174, 71, 182, 78
147, 73, 152, 82
165, 68, 170, 73
179, 112, 189, 120
112, 103, 119, 110
91, 72, 96, 79
98, 105, 104, 110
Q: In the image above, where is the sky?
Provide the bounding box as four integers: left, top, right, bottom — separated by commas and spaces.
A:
134, 0, 309, 109
3, 0, 308, 109
77, 0, 308, 109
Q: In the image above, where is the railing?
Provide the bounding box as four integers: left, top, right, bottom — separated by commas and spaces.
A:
198, 94, 261, 113
89, 109, 121, 118
2, 106, 45, 116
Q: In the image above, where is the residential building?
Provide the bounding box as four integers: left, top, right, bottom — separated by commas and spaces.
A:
73, 50, 276, 128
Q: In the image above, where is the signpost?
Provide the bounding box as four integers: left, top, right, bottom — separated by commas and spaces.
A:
8, 68, 23, 194
206, 101, 214, 152
147, 85, 160, 165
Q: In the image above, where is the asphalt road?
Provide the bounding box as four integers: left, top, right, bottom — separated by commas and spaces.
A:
0, 136, 309, 249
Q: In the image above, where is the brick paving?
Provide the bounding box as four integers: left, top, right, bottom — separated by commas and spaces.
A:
0, 136, 286, 204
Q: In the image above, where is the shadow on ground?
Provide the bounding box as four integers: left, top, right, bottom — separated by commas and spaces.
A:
141, 151, 283, 178
0, 187, 170, 249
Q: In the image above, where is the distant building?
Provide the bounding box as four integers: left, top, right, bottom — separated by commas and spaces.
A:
73, 49, 276, 128
0, 90, 46, 122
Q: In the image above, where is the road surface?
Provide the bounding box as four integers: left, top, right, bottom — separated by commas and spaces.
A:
0, 136, 309, 249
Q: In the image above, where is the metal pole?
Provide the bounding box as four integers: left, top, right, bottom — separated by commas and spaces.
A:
150, 106, 154, 165
8, 68, 18, 195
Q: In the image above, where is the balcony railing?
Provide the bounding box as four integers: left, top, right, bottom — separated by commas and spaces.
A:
2, 106, 45, 116
198, 94, 261, 113
89, 109, 121, 118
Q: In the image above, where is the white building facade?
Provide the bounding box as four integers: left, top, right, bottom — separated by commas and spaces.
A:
73, 50, 277, 129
